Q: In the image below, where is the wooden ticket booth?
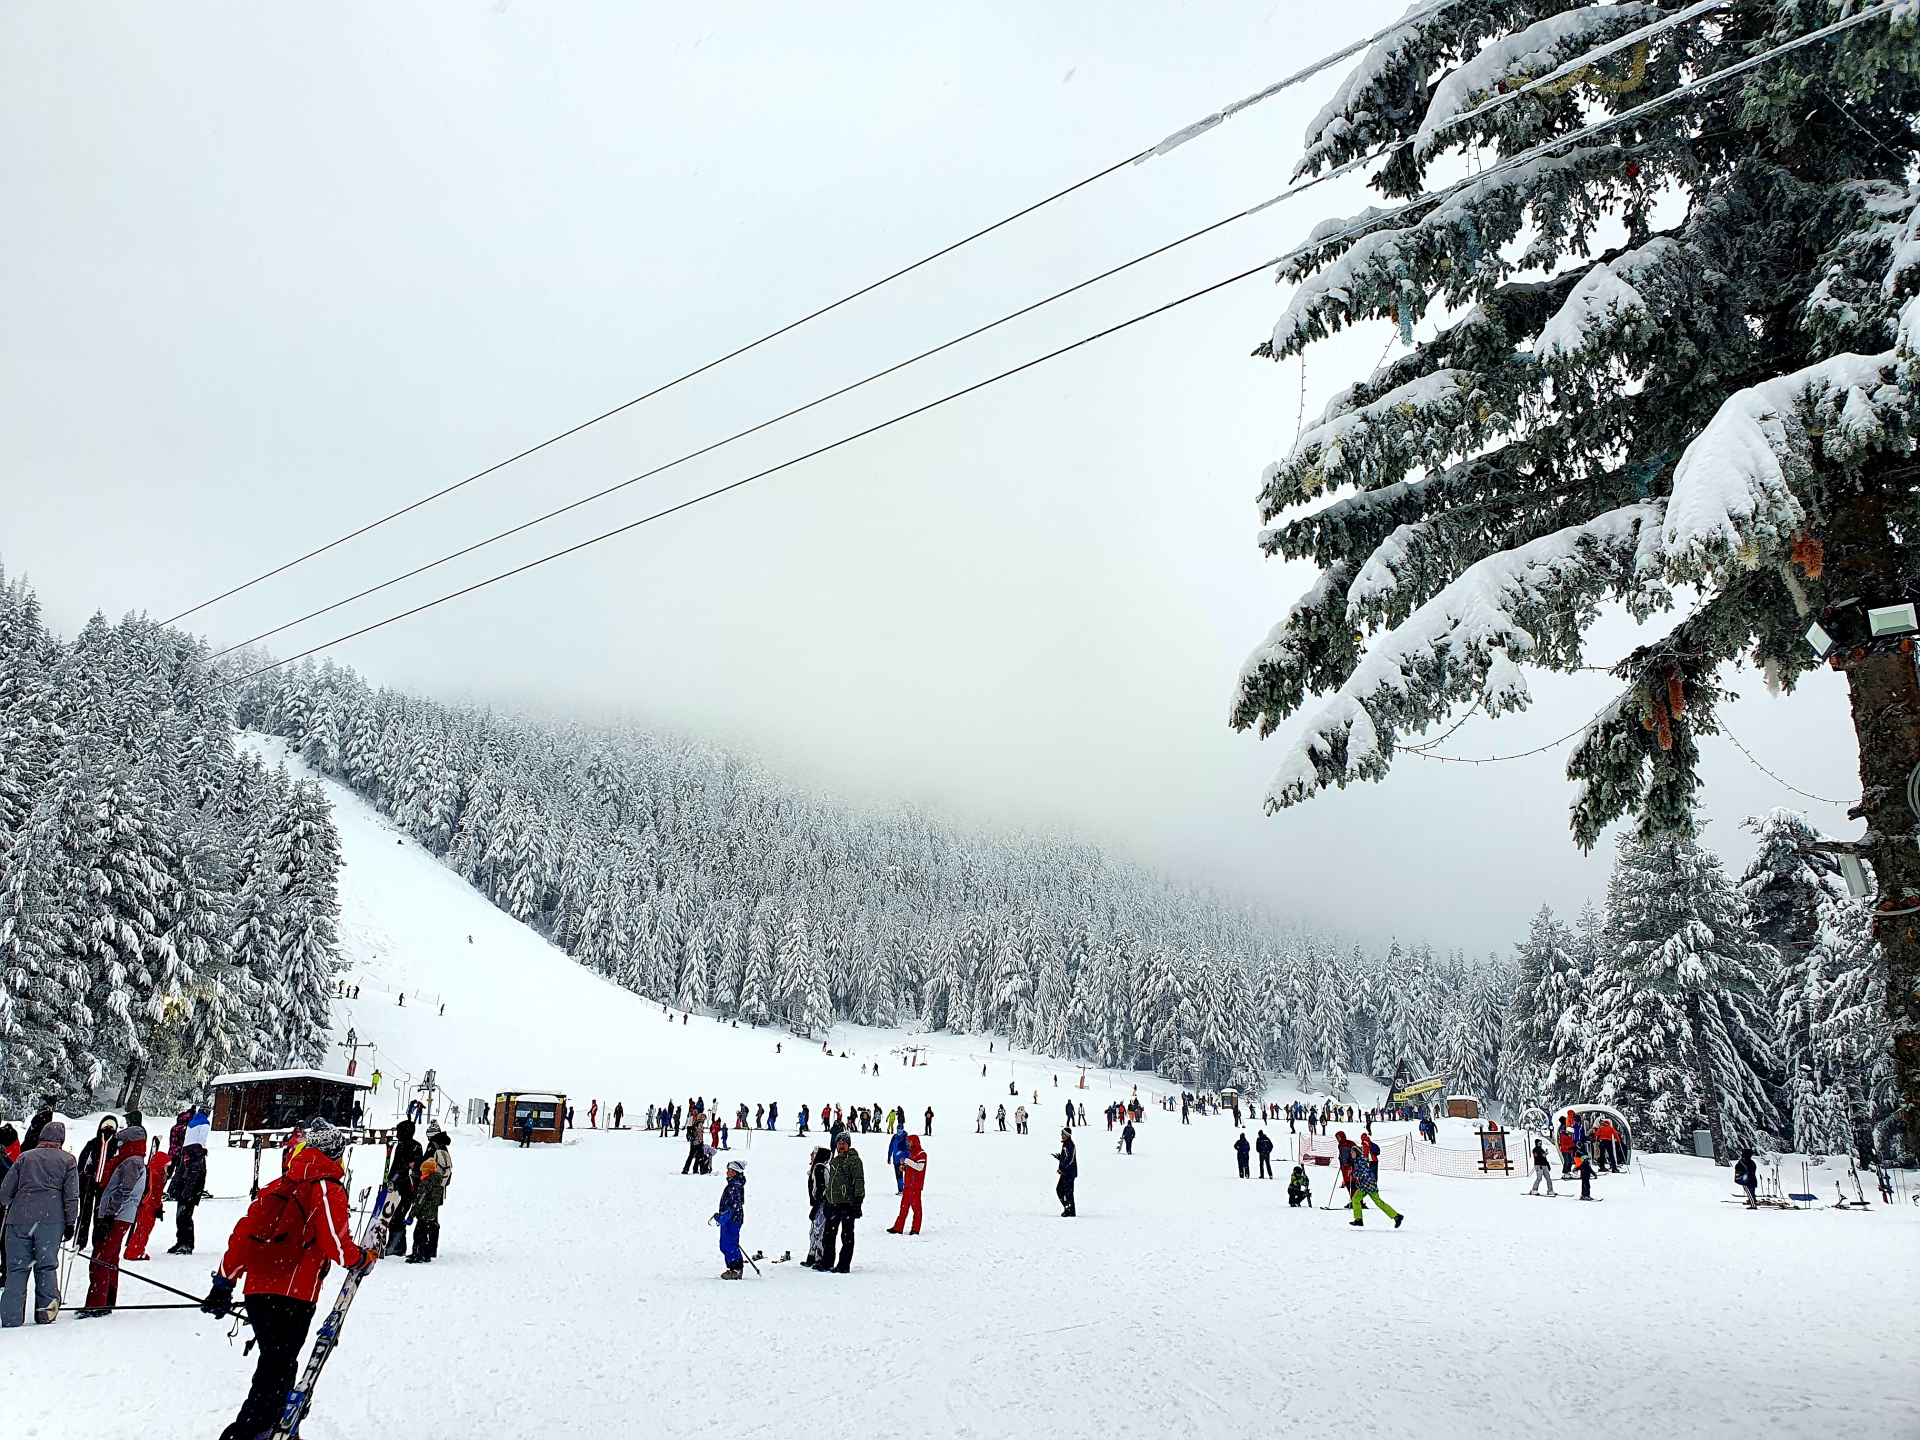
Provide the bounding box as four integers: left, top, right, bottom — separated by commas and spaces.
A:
494, 1091, 567, 1144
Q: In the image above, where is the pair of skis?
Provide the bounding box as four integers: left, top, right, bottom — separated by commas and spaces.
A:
271, 1185, 399, 1440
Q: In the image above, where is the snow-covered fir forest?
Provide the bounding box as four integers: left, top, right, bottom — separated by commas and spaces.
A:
0, 567, 343, 1113
231, 648, 1896, 1160
0, 553, 1897, 1159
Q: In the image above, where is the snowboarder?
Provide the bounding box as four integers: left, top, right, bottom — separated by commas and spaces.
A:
1734, 1150, 1758, 1209
1529, 1140, 1556, 1196
1053, 1129, 1078, 1217
819, 1135, 865, 1273
1347, 1143, 1403, 1229
202, 1119, 375, 1440
714, 1160, 747, 1279
1286, 1164, 1311, 1208
1121, 1121, 1135, 1155
78, 1124, 149, 1316
1234, 1132, 1251, 1179
888, 1135, 927, 1235
407, 1156, 447, 1262
1254, 1130, 1273, 1178
0, 1120, 77, 1327
803, 1145, 832, 1268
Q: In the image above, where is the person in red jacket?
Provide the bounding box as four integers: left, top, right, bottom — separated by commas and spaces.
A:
203, 1120, 374, 1440
122, 1142, 172, 1260
887, 1135, 927, 1235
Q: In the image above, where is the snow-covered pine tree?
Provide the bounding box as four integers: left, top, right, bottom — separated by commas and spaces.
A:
677, 914, 711, 1014
738, 899, 777, 1027
1583, 832, 1778, 1157
1499, 903, 1581, 1119
1230, 0, 1920, 1149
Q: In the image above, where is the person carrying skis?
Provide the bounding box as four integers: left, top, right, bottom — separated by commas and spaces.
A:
202, 1119, 374, 1440
1, 1120, 78, 1327
888, 1135, 927, 1235
819, 1134, 865, 1273
887, 1125, 910, 1193
1529, 1139, 1556, 1196
1347, 1142, 1403, 1229
1234, 1132, 1251, 1179
803, 1145, 832, 1268
1254, 1130, 1273, 1179
1286, 1164, 1312, 1208
1053, 1129, 1078, 1217
714, 1160, 747, 1279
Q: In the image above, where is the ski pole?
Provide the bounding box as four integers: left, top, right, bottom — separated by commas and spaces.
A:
61, 1247, 249, 1317
75, 1302, 217, 1313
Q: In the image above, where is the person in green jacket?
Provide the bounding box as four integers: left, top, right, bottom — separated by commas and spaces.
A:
818, 1133, 865, 1274
406, 1157, 447, 1263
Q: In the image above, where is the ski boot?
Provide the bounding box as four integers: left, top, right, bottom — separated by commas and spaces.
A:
721, 1266, 743, 1280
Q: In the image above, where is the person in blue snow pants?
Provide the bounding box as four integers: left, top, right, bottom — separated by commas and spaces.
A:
714, 1161, 747, 1277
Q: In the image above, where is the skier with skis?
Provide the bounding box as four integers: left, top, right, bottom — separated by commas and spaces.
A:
714, 1160, 748, 1279
1347, 1141, 1403, 1229
888, 1135, 927, 1235
1053, 1129, 1078, 1217
202, 1119, 375, 1440
1529, 1139, 1556, 1196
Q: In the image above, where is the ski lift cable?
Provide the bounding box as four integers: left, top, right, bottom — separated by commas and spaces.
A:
160, 1, 1467, 630
218, 7, 1896, 684
205, 1, 1742, 663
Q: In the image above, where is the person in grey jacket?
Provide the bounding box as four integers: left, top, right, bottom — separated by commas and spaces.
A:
1, 1120, 80, 1326
79, 1125, 148, 1317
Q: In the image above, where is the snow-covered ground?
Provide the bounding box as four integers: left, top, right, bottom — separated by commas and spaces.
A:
10, 737, 1918, 1439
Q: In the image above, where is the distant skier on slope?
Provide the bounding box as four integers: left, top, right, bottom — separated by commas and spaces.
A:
1053, 1129, 1078, 1217
203, 1120, 375, 1440
714, 1161, 747, 1279
888, 1135, 926, 1235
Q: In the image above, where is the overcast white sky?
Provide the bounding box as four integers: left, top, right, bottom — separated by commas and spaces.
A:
0, 1, 1865, 954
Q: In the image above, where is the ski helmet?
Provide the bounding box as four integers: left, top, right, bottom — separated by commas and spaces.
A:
299, 1118, 350, 1159
727, 1159, 745, 1176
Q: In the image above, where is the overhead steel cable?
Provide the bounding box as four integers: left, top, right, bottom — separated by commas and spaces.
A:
162, 1, 1466, 629
221, 1, 1897, 682
208, 0, 1734, 662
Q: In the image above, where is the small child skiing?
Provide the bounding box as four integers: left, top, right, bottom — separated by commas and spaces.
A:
1287, 1164, 1311, 1208
1574, 1151, 1596, 1201
714, 1160, 747, 1279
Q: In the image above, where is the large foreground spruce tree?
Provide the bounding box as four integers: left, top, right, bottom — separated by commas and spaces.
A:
1230, 1, 1920, 1148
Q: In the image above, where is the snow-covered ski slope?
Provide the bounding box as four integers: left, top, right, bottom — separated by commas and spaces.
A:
16, 736, 1918, 1440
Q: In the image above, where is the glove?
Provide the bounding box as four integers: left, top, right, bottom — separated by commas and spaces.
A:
202, 1276, 235, 1318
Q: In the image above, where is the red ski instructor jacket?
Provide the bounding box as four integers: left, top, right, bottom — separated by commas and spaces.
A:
218, 1146, 368, 1302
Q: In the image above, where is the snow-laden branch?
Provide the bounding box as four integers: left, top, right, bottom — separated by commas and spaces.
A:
1264, 502, 1666, 811
1536, 236, 1677, 361
1661, 350, 1911, 583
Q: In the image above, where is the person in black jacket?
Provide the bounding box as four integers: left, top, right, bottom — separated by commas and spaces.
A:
1733, 1150, 1758, 1208
1254, 1130, 1274, 1179
1234, 1132, 1252, 1179
803, 1145, 832, 1268
385, 1119, 424, 1256
165, 1139, 209, 1254
1053, 1130, 1077, 1217
73, 1116, 119, 1250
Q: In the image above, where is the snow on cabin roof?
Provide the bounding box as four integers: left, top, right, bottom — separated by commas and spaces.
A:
210, 1069, 370, 1090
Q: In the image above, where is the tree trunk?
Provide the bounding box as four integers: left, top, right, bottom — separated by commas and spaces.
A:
1829, 490, 1920, 1161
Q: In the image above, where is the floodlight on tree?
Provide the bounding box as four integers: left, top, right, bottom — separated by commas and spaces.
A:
1804, 621, 1835, 659
1868, 603, 1918, 638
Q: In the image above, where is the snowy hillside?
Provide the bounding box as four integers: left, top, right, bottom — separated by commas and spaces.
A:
14, 739, 1918, 1440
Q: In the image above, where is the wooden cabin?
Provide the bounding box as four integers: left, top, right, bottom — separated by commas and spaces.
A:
1445, 1094, 1482, 1120
210, 1069, 371, 1133
493, 1091, 567, 1144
